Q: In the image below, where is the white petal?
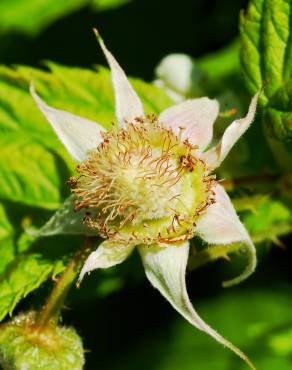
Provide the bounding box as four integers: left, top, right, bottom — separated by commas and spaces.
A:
139, 242, 255, 369
29, 196, 96, 237
95, 29, 144, 127
30, 85, 105, 161
159, 98, 219, 149
155, 54, 194, 96
196, 184, 257, 287
202, 93, 259, 169
79, 240, 135, 282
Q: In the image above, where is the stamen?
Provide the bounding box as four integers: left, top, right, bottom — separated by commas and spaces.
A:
70, 117, 215, 244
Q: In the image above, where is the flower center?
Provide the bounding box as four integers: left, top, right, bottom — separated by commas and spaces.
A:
70, 116, 215, 245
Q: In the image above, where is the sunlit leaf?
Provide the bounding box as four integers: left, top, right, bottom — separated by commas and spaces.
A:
0, 0, 133, 36
240, 0, 292, 144
0, 252, 64, 321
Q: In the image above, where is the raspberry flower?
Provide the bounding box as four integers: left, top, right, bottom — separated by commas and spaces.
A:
31, 31, 258, 369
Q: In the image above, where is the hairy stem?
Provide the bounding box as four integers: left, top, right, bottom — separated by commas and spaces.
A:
34, 237, 96, 331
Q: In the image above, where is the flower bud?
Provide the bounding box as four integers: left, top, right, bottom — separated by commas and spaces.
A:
155, 53, 206, 100
0, 312, 84, 370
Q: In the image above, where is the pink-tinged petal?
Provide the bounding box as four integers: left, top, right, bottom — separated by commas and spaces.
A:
94, 29, 144, 127
196, 184, 257, 287
202, 93, 259, 169
79, 240, 135, 282
159, 98, 219, 149
139, 242, 255, 369
31, 85, 105, 162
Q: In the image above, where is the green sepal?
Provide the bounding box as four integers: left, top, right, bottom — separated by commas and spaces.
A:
30, 196, 96, 237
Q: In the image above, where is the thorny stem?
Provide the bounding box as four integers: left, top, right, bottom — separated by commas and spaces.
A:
34, 237, 96, 332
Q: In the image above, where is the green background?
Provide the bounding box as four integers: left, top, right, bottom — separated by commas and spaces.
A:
0, 0, 292, 369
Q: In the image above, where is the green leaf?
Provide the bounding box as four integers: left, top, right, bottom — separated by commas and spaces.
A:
240, 0, 292, 145
0, 200, 72, 321
0, 66, 73, 209
0, 203, 48, 320
0, 0, 86, 35
0, 135, 67, 210
31, 63, 173, 122
0, 0, 133, 36
265, 79, 292, 142
240, 0, 292, 103
0, 62, 172, 209
0, 204, 14, 276
239, 195, 292, 243
0, 216, 83, 322
0, 252, 64, 321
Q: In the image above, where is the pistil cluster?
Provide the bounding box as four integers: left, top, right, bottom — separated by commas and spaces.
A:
70, 116, 216, 245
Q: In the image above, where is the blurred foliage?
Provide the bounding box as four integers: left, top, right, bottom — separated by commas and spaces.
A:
197, 40, 241, 95
0, 0, 132, 35
92, 286, 292, 370
74, 284, 292, 370
241, 196, 292, 244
